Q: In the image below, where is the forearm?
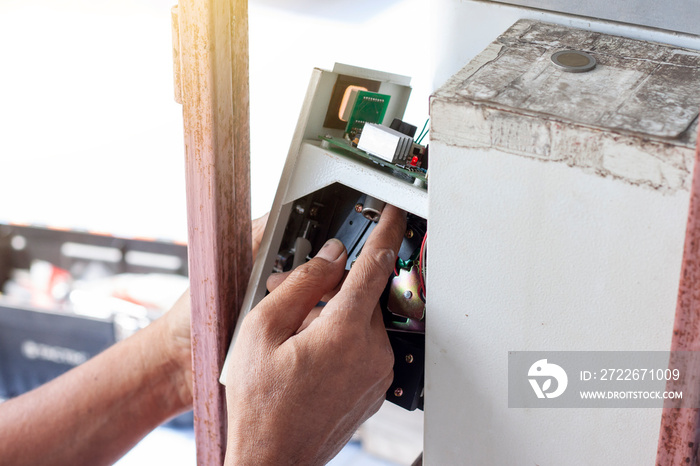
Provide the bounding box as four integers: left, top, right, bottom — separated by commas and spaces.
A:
0, 315, 191, 466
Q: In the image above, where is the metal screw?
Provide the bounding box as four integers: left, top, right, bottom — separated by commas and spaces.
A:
355, 203, 363, 213
405, 354, 414, 364
405, 229, 414, 239
550, 50, 596, 73
403, 290, 413, 300
394, 387, 404, 397
295, 204, 305, 215
309, 206, 319, 217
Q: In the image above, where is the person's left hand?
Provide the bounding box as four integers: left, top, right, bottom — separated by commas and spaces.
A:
158, 213, 270, 409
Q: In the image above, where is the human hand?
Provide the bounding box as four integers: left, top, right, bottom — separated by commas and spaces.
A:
224, 205, 406, 465
265, 259, 347, 333
157, 213, 270, 409
252, 212, 269, 262
0, 213, 271, 466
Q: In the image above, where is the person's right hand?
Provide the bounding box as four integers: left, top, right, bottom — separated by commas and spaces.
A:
224, 204, 406, 466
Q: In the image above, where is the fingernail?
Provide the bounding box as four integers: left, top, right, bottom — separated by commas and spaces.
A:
316, 238, 345, 262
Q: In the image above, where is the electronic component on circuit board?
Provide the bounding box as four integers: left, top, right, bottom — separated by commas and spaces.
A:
344, 91, 391, 138
357, 123, 414, 165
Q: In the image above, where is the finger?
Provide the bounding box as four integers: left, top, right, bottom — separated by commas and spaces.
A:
268, 270, 349, 302
251, 212, 269, 259
367, 391, 387, 417
369, 302, 392, 351
377, 368, 395, 394
326, 204, 406, 321
369, 303, 395, 382
297, 306, 322, 333
266, 271, 288, 292
251, 238, 347, 344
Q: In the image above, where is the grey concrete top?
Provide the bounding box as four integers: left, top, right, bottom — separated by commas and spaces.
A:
432, 20, 700, 193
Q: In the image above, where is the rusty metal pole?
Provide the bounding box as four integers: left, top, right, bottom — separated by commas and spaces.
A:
174, 0, 251, 463
657, 127, 700, 466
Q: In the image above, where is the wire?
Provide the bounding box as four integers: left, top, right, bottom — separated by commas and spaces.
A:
415, 118, 428, 142
415, 118, 429, 143
416, 118, 430, 145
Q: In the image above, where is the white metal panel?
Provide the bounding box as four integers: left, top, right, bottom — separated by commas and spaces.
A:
222, 66, 425, 384
283, 143, 427, 219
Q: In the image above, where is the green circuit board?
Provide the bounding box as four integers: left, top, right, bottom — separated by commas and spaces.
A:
319, 135, 427, 185
345, 91, 391, 137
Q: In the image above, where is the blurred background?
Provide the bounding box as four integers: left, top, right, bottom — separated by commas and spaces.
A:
0, 0, 432, 239
0, 0, 430, 464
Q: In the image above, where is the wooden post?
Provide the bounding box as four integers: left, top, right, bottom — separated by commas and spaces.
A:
657, 128, 700, 466
175, 0, 251, 463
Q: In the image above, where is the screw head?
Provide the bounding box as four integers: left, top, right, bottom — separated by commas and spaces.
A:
405, 354, 414, 364
403, 290, 413, 300
394, 387, 404, 397
295, 204, 305, 215
551, 50, 596, 73
355, 203, 363, 213
405, 229, 414, 239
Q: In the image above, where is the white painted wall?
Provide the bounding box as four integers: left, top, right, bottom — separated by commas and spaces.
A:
0, 0, 187, 240
426, 2, 700, 463
427, 143, 689, 464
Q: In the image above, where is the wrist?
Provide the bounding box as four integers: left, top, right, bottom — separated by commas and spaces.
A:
139, 316, 193, 416
159, 315, 194, 411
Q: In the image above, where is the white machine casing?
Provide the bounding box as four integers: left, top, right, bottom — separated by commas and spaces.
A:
221, 63, 426, 382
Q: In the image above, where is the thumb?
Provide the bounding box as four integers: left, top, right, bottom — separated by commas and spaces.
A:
252, 238, 347, 344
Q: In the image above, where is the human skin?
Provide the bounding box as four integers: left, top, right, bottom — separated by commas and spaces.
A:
0, 290, 193, 466
224, 204, 406, 465
0, 214, 268, 466
0, 207, 404, 466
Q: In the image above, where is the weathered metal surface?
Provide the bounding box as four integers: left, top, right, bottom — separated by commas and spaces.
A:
657, 129, 700, 466
177, 0, 251, 463
432, 20, 699, 194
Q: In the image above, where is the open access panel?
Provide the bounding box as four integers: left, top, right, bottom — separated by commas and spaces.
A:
221, 63, 428, 411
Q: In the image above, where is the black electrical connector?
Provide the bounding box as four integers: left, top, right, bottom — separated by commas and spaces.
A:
390, 118, 418, 139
